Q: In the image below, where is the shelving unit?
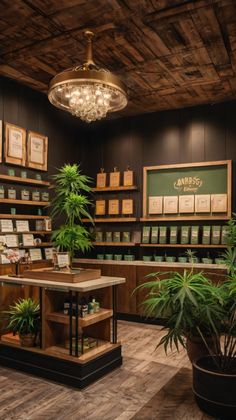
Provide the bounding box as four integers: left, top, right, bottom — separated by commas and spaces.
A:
140, 243, 227, 248
1, 198, 50, 206
0, 214, 50, 219
0, 174, 50, 187
92, 186, 138, 192
0, 273, 125, 388
83, 217, 137, 223
93, 242, 137, 247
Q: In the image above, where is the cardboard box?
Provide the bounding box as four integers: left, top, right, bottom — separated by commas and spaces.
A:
180, 226, 190, 244
151, 226, 158, 244
170, 226, 178, 244
211, 226, 221, 245
159, 226, 167, 244
142, 226, 151, 244
191, 226, 199, 245
202, 226, 211, 245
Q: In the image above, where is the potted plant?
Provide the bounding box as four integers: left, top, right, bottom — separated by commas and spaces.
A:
5, 298, 40, 347
50, 163, 93, 268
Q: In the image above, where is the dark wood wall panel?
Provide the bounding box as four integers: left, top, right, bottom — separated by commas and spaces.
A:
0, 76, 87, 179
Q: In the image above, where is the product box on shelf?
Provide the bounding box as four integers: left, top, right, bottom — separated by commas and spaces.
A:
221, 226, 229, 245
8, 188, 16, 199
151, 226, 158, 244
113, 232, 121, 242
191, 226, 199, 245
170, 226, 178, 244
202, 226, 211, 245
95, 231, 103, 242
142, 226, 151, 243
122, 232, 131, 242
21, 189, 30, 200
159, 226, 167, 244
180, 226, 190, 245
105, 232, 113, 242
211, 225, 221, 245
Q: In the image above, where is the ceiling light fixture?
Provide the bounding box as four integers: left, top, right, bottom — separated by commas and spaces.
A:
48, 30, 127, 123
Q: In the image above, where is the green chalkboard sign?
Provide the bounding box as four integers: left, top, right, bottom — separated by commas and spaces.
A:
142, 160, 232, 221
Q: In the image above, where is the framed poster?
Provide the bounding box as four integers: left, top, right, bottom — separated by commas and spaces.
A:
22, 234, 34, 247
16, 220, 29, 232
0, 120, 2, 162
27, 131, 48, 171
149, 196, 163, 214
195, 194, 211, 213
4, 122, 26, 166
164, 196, 178, 214
29, 248, 42, 261
179, 195, 195, 213
211, 194, 227, 213
5, 234, 18, 248
109, 170, 120, 187
96, 170, 106, 188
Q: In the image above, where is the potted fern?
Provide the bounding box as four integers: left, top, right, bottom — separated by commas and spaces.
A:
5, 298, 40, 347
50, 163, 93, 269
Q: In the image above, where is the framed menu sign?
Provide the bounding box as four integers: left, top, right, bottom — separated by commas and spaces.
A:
29, 248, 42, 261
108, 199, 119, 215
16, 220, 29, 232
4, 122, 26, 166
96, 169, 106, 188
109, 170, 120, 187
22, 234, 34, 247
27, 131, 48, 171
122, 199, 133, 215
5, 235, 18, 248
95, 200, 106, 215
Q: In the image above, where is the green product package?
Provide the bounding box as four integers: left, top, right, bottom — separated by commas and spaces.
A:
170, 226, 178, 244
122, 232, 131, 243
180, 226, 190, 245
113, 232, 121, 242
105, 232, 113, 242
202, 226, 211, 245
95, 231, 103, 242
151, 226, 158, 244
142, 226, 151, 243
221, 226, 229, 245
159, 226, 167, 244
211, 226, 221, 245
191, 226, 199, 245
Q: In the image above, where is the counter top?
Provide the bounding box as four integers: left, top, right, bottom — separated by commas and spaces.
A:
74, 258, 226, 271
0, 275, 126, 292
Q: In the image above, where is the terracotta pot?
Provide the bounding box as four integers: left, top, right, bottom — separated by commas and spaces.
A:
186, 335, 218, 363
193, 356, 236, 419
19, 333, 35, 347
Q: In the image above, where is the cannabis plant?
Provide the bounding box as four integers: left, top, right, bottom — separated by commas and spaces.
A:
5, 298, 40, 336
51, 164, 93, 263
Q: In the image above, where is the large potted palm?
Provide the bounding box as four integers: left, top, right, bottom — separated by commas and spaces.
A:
50, 163, 93, 268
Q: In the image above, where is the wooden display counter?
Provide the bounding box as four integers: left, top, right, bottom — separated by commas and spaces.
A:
74, 259, 227, 320
0, 273, 125, 388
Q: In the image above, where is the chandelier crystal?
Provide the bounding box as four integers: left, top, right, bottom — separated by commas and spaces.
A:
48, 31, 127, 123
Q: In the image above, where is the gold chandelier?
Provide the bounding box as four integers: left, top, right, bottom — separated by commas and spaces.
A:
48, 31, 127, 123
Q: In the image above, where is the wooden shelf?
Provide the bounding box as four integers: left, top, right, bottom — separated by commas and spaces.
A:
19, 242, 52, 248
0, 230, 51, 235
140, 216, 230, 222
92, 186, 138, 192
46, 308, 113, 328
1, 198, 50, 206
0, 214, 50, 219
82, 217, 137, 223
140, 243, 227, 248
93, 242, 137, 247
0, 174, 50, 187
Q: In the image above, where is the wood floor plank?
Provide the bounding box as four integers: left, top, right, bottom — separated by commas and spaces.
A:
0, 321, 211, 420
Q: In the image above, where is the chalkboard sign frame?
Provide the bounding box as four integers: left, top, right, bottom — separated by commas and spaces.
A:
142, 160, 232, 221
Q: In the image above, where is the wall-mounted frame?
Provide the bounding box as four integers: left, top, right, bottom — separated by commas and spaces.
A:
142, 160, 232, 221
27, 131, 48, 171
4, 122, 26, 166
0, 120, 2, 162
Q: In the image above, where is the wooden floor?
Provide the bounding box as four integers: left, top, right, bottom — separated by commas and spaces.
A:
0, 321, 213, 420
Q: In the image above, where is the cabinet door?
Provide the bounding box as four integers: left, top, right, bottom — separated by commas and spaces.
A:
111, 264, 137, 314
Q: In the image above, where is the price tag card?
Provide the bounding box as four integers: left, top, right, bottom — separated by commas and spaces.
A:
5, 234, 19, 248
29, 248, 42, 261
109, 171, 120, 187
123, 170, 133, 187
95, 200, 106, 215
122, 199, 133, 215
22, 234, 34, 247
45, 247, 54, 260
0, 219, 13, 232
57, 252, 70, 268
96, 172, 107, 188
16, 220, 29, 232
108, 199, 119, 215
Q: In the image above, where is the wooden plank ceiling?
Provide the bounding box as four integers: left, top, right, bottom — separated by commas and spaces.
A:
0, 0, 236, 117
